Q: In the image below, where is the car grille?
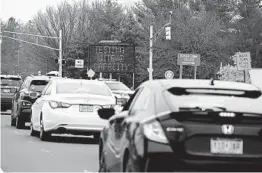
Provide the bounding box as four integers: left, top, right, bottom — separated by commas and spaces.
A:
172, 112, 262, 125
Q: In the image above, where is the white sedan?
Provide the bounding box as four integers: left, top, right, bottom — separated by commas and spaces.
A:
30, 78, 116, 141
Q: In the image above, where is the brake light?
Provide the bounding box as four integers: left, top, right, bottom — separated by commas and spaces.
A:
49, 101, 71, 109
143, 120, 169, 144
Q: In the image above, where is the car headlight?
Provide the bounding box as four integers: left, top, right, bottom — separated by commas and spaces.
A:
143, 120, 169, 144
49, 101, 71, 109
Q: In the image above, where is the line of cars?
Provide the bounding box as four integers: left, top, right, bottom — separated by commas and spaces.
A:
1, 73, 134, 142
3, 73, 262, 171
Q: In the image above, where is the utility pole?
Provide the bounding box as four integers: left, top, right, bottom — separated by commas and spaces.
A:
148, 11, 172, 80
59, 30, 62, 77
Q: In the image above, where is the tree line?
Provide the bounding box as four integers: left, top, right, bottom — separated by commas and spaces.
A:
2, 0, 262, 87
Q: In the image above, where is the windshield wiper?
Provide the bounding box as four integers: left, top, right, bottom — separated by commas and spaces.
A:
179, 106, 227, 112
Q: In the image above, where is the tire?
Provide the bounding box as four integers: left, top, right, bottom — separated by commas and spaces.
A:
124, 153, 141, 172
16, 116, 25, 129
39, 118, 51, 141
30, 122, 38, 137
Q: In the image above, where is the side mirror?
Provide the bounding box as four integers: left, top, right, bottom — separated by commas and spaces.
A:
98, 108, 115, 120
29, 92, 41, 99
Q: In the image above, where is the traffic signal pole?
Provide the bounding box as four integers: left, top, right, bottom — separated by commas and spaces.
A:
148, 11, 172, 80
1, 29, 62, 76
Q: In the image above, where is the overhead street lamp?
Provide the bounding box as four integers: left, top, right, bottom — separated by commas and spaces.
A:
148, 11, 173, 80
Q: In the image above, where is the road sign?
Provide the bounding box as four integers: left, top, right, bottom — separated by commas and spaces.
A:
164, 70, 174, 79
89, 44, 135, 73
236, 52, 251, 71
177, 53, 201, 66
87, 69, 95, 78
75, 59, 84, 68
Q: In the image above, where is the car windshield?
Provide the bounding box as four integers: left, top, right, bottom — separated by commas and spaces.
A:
29, 80, 49, 92
56, 82, 112, 96
106, 82, 130, 91
1, 78, 22, 87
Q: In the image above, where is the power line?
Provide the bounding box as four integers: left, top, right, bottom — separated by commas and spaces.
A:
2, 30, 59, 39
1, 35, 60, 51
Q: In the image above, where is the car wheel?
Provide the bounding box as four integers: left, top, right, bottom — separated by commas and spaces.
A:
39, 118, 51, 141
124, 154, 141, 172
30, 122, 38, 137
99, 151, 107, 172
16, 116, 25, 129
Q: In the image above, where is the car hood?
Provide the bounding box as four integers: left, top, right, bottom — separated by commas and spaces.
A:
53, 94, 115, 105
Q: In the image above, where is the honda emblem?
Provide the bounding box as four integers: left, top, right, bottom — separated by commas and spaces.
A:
221, 124, 234, 135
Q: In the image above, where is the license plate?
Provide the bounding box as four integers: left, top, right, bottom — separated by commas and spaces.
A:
79, 105, 93, 112
2, 89, 10, 93
210, 138, 243, 155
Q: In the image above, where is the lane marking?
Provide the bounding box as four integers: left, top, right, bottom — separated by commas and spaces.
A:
0, 168, 4, 173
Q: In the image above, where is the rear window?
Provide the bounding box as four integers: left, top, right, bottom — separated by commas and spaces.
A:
29, 80, 49, 92
106, 82, 130, 91
56, 82, 112, 96
1, 77, 22, 87
165, 87, 262, 113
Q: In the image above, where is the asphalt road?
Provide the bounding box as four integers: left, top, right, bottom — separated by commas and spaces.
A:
1, 111, 99, 172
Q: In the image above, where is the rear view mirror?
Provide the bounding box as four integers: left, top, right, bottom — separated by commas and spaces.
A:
98, 108, 115, 120
29, 92, 41, 99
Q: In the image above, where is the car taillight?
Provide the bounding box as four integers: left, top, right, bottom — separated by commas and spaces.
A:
143, 120, 169, 144
22, 101, 31, 108
49, 101, 71, 109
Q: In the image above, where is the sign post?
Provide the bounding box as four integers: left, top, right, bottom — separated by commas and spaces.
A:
236, 52, 251, 83
177, 53, 201, 79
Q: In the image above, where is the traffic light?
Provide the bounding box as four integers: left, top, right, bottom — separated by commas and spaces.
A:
55, 58, 66, 65
165, 26, 171, 40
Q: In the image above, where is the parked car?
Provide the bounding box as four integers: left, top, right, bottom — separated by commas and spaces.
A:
103, 80, 134, 105
1, 75, 23, 111
30, 78, 116, 141
98, 79, 262, 172
11, 75, 51, 129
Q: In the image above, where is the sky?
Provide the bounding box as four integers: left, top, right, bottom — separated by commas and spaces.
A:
1, 0, 138, 23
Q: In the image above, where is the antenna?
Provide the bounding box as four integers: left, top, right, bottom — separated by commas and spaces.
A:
210, 78, 215, 86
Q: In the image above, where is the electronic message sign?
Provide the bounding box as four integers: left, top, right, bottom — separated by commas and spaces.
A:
89, 45, 135, 73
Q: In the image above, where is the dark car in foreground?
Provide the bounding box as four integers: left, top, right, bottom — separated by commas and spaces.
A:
11, 75, 51, 129
1, 75, 23, 111
98, 79, 262, 172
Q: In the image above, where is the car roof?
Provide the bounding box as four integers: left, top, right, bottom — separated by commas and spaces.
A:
141, 79, 261, 91
53, 78, 108, 85
27, 75, 52, 81
0, 75, 22, 79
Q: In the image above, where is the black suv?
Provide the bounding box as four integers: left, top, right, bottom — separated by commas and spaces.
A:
1, 75, 23, 111
11, 75, 51, 129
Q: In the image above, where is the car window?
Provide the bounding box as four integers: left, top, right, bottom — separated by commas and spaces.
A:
29, 80, 49, 92
20, 77, 29, 90
122, 89, 140, 111
0, 77, 22, 87
129, 87, 151, 115
56, 82, 112, 96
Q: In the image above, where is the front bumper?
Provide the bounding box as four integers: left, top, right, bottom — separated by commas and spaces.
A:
145, 140, 262, 171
